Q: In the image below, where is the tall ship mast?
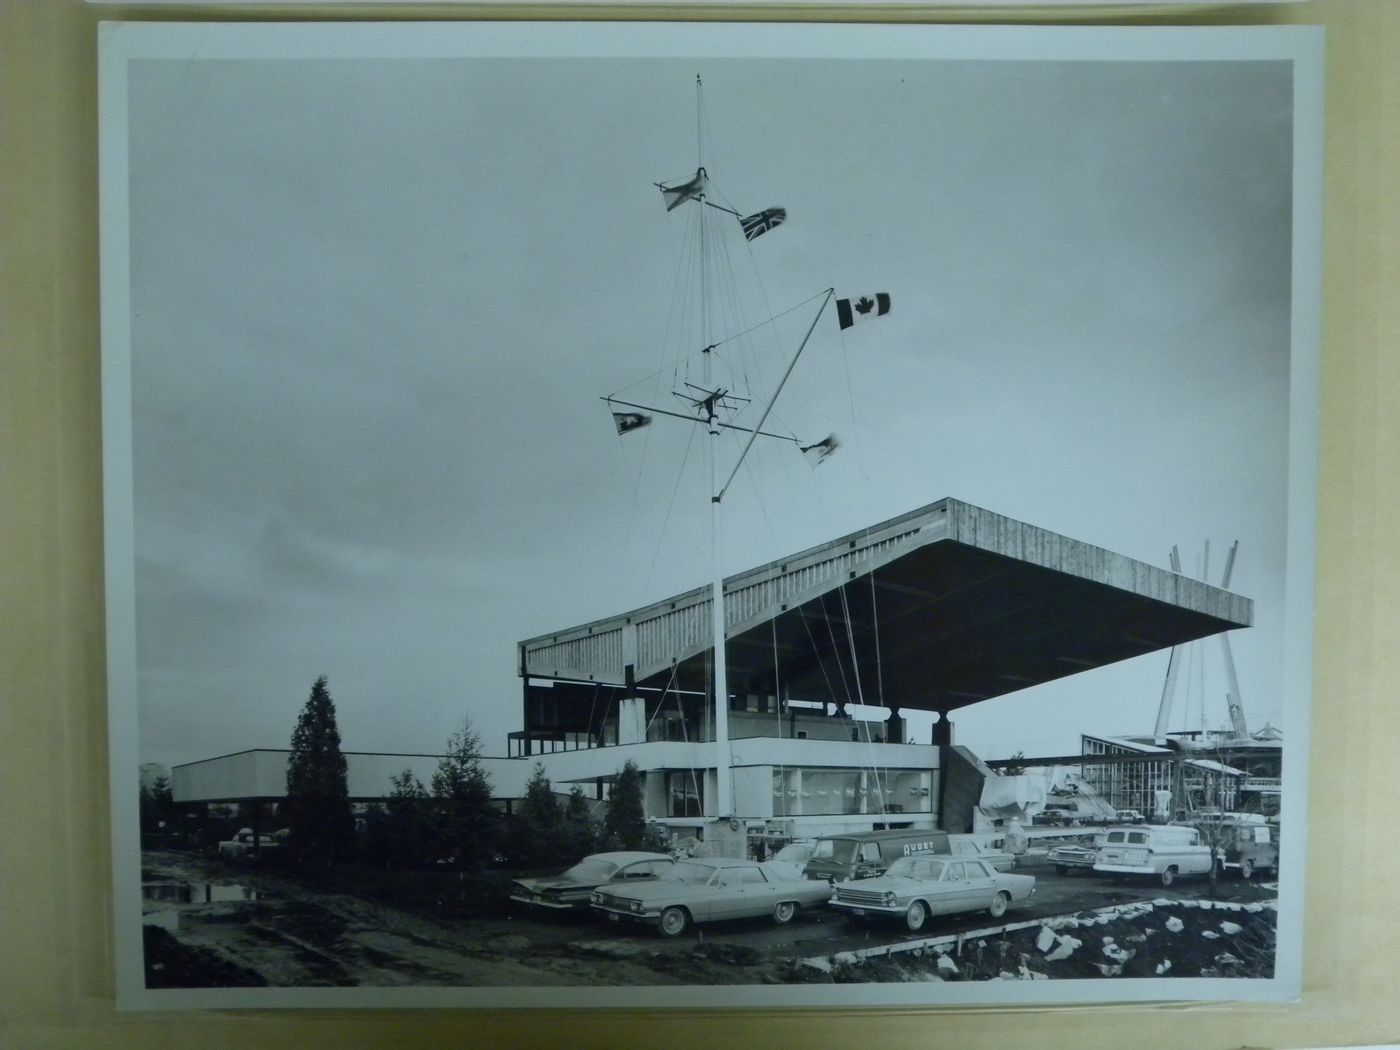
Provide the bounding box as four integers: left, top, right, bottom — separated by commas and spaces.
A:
602, 77, 890, 819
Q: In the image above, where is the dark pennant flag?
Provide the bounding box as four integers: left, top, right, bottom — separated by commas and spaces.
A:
800, 433, 839, 466
612, 411, 652, 435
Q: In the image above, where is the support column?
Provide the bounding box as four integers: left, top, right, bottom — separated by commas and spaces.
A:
886, 707, 903, 744
932, 713, 953, 747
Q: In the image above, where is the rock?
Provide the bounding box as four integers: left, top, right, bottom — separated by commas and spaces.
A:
1202, 930, 1220, 940
1215, 952, 1243, 967
1036, 927, 1057, 953
1219, 921, 1243, 936
1155, 959, 1172, 975
1044, 935, 1082, 963
1126, 933, 1148, 944
1165, 917, 1185, 933
1244, 903, 1265, 913
1102, 935, 1116, 945
1198, 900, 1214, 911
936, 954, 959, 977
1199, 967, 1219, 978
1103, 944, 1134, 964
1094, 962, 1123, 977
801, 957, 833, 974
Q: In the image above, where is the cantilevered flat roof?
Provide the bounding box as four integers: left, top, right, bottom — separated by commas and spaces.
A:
519, 498, 1252, 716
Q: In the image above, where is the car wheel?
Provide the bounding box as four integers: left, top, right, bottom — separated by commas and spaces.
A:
905, 900, 927, 932
1160, 866, 1177, 888
658, 906, 689, 938
988, 891, 1010, 919
773, 901, 797, 925
1240, 859, 1255, 880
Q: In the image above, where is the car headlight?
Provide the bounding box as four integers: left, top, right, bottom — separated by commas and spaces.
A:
631, 900, 643, 913
883, 891, 896, 906
590, 892, 602, 904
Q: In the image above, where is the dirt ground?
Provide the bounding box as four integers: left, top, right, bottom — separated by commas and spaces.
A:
139, 850, 1277, 988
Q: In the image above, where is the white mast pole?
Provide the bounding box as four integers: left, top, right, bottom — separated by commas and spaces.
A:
694, 75, 733, 820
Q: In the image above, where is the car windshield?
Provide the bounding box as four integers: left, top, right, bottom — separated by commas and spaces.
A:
773, 843, 813, 863
810, 839, 857, 863
561, 858, 619, 881
666, 861, 719, 885
884, 857, 945, 880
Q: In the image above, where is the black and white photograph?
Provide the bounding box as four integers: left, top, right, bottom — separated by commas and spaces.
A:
100, 20, 1322, 1010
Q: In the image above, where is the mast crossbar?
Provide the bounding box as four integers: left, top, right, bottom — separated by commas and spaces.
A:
603, 397, 801, 444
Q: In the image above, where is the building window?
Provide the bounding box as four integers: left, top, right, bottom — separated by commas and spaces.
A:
666, 771, 703, 817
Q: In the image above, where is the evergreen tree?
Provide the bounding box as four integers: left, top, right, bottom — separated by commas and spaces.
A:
138, 773, 176, 841
561, 783, 599, 859
366, 769, 433, 868
512, 763, 564, 866
519, 763, 562, 830
431, 720, 498, 870
603, 760, 648, 850
284, 675, 355, 865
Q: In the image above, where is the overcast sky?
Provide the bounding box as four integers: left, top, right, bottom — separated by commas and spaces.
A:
119, 32, 1300, 775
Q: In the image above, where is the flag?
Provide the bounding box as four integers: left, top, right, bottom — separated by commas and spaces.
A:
800, 433, 839, 466
835, 292, 891, 330
612, 411, 652, 435
659, 170, 707, 212
739, 207, 787, 241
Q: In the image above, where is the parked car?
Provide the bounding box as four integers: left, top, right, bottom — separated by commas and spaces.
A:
948, 833, 1017, 872
829, 856, 1036, 932
590, 857, 832, 937
765, 840, 816, 879
801, 829, 951, 883
509, 851, 674, 911
1115, 809, 1146, 825
1093, 824, 1215, 886
1048, 832, 1107, 874
217, 827, 286, 861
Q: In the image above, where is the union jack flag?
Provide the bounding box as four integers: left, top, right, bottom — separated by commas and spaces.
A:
739, 207, 787, 241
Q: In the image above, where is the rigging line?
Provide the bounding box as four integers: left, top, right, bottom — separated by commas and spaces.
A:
771, 616, 782, 740
644, 419, 701, 593
838, 583, 889, 814
795, 604, 841, 717
868, 569, 886, 709
818, 591, 857, 710
587, 684, 600, 744
708, 289, 833, 358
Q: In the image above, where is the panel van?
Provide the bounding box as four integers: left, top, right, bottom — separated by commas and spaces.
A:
1092, 824, 1215, 886
801, 829, 951, 883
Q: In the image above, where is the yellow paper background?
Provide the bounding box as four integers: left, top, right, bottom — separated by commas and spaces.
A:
2, 1, 1395, 1046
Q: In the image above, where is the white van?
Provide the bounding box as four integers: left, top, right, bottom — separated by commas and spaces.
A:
1092, 824, 1214, 886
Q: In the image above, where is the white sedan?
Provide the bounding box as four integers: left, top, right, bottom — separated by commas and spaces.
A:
829, 856, 1036, 932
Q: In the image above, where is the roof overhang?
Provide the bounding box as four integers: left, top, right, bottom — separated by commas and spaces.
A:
519, 498, 1252, 716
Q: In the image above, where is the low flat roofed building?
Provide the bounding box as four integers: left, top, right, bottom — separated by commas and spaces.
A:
515, 498, 1253, 849
171, 749, 532, 805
